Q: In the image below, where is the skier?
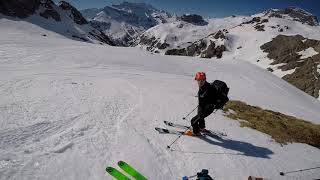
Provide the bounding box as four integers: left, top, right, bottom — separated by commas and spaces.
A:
186, 72, 218, 135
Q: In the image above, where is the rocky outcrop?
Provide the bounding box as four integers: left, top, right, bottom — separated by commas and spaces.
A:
265, 7, 318, 26
89, 31, 115, 46
261, 35, 320, 98
254, 24, 265, 31
164, 30, 227, 59
0, 0, 40, 18
241, 17, 268, 31
180, 14, 208, 25
39, 0, 61, 21
59, 1, 87, 25
0, 0, 61, 21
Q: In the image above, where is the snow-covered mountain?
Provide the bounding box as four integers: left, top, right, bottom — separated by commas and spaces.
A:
81, 2, 176, 46
1, 15, 320, 180
0, 0, 115, 45
137, 7, 320, 99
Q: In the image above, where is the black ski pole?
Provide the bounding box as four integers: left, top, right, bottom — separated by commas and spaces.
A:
167, 109, 217, 149
280, 166, 320, 176
182, 105, 199, 120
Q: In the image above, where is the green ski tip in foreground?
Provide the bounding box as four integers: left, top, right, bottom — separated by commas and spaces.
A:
117, 161, 148, 180
106, 167, 131, 180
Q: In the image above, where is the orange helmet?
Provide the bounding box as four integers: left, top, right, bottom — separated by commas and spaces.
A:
194, 72, 206, 81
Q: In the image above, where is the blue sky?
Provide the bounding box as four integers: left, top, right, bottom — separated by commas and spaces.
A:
57, 0, 320, 19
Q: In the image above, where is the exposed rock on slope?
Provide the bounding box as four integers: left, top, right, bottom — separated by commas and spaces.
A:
164, 30, 227, 59
59, 1, 87, 25
261, 35, 320, 98
0, 0, 40, 18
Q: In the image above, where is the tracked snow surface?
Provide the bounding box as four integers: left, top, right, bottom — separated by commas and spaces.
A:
0, 17, 320, 180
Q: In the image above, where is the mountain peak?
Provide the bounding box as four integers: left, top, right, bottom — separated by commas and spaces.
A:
264, 7, 318, 26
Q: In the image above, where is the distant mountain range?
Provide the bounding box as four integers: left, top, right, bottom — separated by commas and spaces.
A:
80, 2, 177, 46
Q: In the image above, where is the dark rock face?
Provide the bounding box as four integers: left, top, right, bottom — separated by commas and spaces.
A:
214, 30, 226, 39
39, 0, 61, 21
59, 1, 88, 25
0, 0, 40, 18
157, 42, 170, 50
90, 20, 111, 30
261, 35, 320, 98
241, 17, 268, 31
283, 60, 320, 98
243, 17, 262, 24
165, 49, 187, 56
88, 31, 116, 46
180, 14, 208, 25
164, 30, 227, 59
254, 24, 265, 31
266, 7, 318, 26
267, 67, 274, 72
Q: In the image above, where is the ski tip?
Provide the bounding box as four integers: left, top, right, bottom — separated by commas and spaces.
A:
117, 161, 125, 167
106, 167, 113, 173
167, 145, 170, 149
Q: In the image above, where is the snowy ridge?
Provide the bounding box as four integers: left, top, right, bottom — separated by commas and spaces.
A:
0, 0, 114, 45
81, 2, 176, 46
1, 18, 320, 180
138, 16, 249, 51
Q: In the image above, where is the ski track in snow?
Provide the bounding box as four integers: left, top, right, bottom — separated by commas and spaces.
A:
1, 18, 320, 180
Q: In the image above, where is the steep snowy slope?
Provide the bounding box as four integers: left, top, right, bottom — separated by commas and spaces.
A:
138, 15, 249, 52
0, 0, 114, 45
1, 18, 320, 180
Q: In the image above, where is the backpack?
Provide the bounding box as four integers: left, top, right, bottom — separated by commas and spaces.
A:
211, 80, 229, 109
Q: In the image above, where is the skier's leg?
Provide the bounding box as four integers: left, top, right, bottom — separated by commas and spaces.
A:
198, 104, 215, 129
190, 115, 200, 134
198, 117, 205, 129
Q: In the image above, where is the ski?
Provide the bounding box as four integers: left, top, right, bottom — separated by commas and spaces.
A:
155, 127, 185, 135
163, 121, 227, 137
164, 120, 190, 129
106, 167, 131, 180
155, 127, 204, 137
117, 161, 147, 180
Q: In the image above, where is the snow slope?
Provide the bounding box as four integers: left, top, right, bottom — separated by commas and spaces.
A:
138, 16, 249, 50
0, 1, 114, 45
1, 18, 320, 180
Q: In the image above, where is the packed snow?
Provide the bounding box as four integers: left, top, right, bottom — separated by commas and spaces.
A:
297, 47, 319, 59
1, 17, 320, 180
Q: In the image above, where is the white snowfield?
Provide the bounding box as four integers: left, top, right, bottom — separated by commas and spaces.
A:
1, 17, 320, 180
297, 47, 319, 59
